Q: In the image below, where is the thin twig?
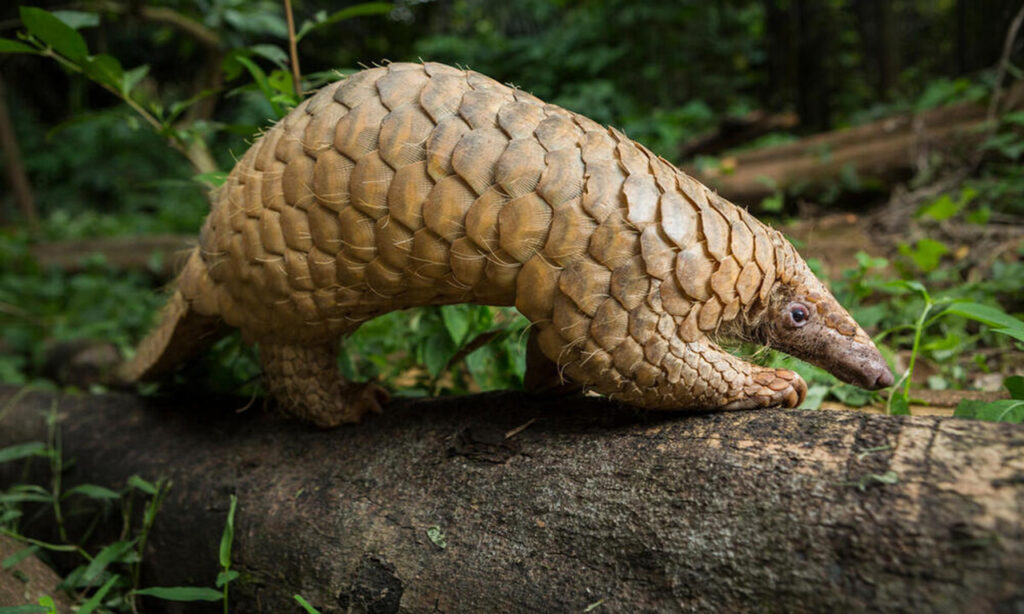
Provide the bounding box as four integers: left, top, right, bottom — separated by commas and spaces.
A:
283, 0, 302, 98
986, 2, 1024, 124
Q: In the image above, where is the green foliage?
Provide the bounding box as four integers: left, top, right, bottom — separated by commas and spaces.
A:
954, 376, 1024, 423
339, 305, 528, 396
0, 416, 245, 611
294, 594, 323, 614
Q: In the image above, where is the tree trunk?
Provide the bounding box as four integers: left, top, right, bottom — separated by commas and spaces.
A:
1, 387, 1022, 613
0, 76, 38, 230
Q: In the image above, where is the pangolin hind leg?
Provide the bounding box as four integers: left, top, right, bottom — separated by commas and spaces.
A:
524, 328, 583, 396
259, 341, 389, 428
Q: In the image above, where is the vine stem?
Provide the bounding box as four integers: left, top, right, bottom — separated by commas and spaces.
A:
283, 0, 302, 98
39, 47, 208, 172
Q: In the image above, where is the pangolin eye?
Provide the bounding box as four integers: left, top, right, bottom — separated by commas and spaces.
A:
788, 303, 810, 327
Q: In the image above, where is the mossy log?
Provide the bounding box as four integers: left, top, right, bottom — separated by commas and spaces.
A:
0, 386, 1022, 613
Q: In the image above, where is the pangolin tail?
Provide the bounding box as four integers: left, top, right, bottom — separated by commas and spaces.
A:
117, 250, 225, 383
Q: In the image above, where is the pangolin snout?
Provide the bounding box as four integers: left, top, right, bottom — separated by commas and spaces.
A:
866, 365, 895, 390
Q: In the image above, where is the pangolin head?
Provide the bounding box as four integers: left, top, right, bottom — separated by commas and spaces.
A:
756, 249, 894, 391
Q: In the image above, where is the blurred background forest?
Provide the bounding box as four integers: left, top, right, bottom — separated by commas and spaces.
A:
1, 0, 1022, 418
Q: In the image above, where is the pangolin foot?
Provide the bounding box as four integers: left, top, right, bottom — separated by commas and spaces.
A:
722, 369, 808, 410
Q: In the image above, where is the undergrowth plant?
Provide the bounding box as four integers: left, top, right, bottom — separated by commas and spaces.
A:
877, 280, 1024, 419
0, 408, 242, 612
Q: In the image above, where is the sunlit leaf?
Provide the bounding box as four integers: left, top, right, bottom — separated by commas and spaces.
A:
50, 10, 100, 30
915, 194, 961, 221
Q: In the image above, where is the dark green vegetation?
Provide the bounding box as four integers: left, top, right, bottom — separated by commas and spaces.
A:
0, 2, 1022, 609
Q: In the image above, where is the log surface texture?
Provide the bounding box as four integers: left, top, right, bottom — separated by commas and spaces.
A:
1, 386, 1022, 613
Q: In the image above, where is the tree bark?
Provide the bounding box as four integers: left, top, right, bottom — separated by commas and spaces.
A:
1, 387, 1022, 613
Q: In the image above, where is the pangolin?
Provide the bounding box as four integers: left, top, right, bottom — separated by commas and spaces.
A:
120, 61, 894, 427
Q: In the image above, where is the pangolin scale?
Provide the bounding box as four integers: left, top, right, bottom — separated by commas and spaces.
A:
121, 62, 893, 427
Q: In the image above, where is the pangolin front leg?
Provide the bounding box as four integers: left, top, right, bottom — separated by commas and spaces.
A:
679, 342, 809, 410
259, 342, 389, 428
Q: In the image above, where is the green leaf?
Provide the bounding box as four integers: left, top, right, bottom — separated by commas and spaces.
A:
35, 595, 55, 614
82, 53, 124, 91
234, 55, 282, 117
127, 475, 157, 495
268, 69, 297, 97
20, 6, 88, 62
82, 540, 135, 585
193, 171, 228, 188
74, 573, 119, 614
423, 334, 455, 378
219, 494, 237, 569
882, 279, 928, 299
0, 509, 23, 523
216, 569, 239, 588
1005, 376, 1024, 400
908, 238, 948, 272
426, 525, 447, 549
2, 545, 39, 570
800, 384, 829, 410
0, 442, 46, 464
0, 606, 50, 614
915, 194, 961, 221
132, 586, 223, 601
122, 64, 149, 96
1002, 110, 1024, 125
954, 399, 1024, 423
889, 394, 910, 416
296, 3, 393, 41
965, 204, 991, 225
50, 10, 100, 29
63, 484, 120, 500
0, 492, 51, 504
294, 595, 323, 614
248, 44, 289, 70
831, 384, 873, 407
441, 306, 471, 344
940, 301, 1024, 342
0, 38, 39, 54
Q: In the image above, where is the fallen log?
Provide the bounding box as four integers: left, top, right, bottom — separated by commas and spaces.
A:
29, 235, 193, 279
1, 386, 1022, 613
678, 109, 799, 159
688, 83, 1024, 204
